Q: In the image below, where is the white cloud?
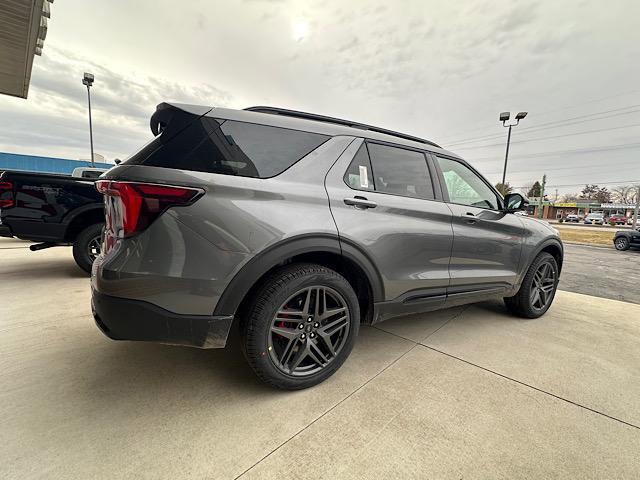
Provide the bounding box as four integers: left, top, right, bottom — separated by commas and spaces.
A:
0, 0, 639, 192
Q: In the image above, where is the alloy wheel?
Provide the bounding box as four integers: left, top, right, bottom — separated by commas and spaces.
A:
530, 261, 557, 310
615, 237, 628, 250
268, 286, 350, 377
87, 235, 102, 261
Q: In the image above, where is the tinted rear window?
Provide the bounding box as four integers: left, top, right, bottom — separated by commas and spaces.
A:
367, 143, 434, 200
124, 117, 329, 178
81, 170, 103, 179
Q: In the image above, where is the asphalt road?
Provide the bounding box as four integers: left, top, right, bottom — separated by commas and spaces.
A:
559, 243, 640, 304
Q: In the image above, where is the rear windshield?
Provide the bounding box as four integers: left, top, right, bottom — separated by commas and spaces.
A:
124, 117, 329, 178
81, 170, 103, 179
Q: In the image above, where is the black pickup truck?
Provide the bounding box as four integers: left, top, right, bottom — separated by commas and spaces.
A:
0, 167, 108, 272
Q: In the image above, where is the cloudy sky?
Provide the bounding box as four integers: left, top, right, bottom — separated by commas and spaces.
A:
1, 0, 639, 196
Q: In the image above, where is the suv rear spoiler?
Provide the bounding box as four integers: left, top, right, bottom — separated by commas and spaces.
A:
150, 103, 213, 136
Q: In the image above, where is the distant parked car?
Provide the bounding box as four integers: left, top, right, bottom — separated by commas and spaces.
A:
584, 212, 604, 225
628, 216, 637, 226
614, 227, 640, 251
608, 214, 627, 225
565, 214, 579, 223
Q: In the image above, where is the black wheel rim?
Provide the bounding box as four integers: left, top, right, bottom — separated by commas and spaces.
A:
87, 235, 102, 261
268, 286, 350, 377
530, 261, 557, 311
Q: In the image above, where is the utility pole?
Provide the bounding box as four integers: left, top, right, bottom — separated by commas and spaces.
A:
633, 185, 640, 229
538, 174, 546, 219
554, 189, 558, 202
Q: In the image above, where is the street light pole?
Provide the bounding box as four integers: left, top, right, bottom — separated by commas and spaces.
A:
499, 111, 528, 187
501, 124, 512, 186
82, 73, 95, 167
633, 185, 640, 229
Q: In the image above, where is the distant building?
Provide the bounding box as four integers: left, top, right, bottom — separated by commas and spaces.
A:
0, 151, 112, 175
0, 0, 54, 98
528, 199, 635, 221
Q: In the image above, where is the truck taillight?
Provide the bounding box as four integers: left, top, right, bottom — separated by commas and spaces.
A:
95, 180, 203, 237
0, 181, 14, 208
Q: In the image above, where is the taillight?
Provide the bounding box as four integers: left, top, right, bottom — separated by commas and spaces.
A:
95, 180, 203, 237
0, 181, 14, 208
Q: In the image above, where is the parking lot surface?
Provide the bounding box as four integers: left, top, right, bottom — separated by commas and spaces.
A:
560, 243, 640, 304
1, 238, 639, 479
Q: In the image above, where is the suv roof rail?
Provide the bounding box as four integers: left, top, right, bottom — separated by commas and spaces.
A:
244, 106, 441, 148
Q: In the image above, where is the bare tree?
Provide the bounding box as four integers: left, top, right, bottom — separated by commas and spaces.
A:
560, 192, 580, 202
495, 182, 513, 196
612, 184, 640, 204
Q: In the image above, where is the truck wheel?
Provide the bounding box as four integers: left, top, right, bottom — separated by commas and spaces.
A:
614, 237, 630, 251
504, 252, 559, 319
73, 223, 104, 274
241, 263, 360, 390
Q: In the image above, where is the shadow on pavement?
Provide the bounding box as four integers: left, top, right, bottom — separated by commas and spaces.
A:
78, 329, 285, 406
1, 254, 87, 279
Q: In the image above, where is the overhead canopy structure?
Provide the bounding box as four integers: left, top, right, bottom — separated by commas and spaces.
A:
0, 0, 53, 99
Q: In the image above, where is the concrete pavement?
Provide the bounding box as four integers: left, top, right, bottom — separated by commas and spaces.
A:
1, 238, 639, 479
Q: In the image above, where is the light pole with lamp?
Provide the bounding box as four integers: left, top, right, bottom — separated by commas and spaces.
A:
82, 72, 95, 167
499, 111, 527, 187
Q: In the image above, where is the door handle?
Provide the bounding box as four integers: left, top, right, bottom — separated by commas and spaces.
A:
461, 212, 478, 224
344, 196, 377, 209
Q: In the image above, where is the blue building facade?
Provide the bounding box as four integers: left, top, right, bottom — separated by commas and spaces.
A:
0, 152, 112, 175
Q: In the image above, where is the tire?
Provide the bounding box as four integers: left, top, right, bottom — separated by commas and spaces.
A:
504, 252, 559, 319
614, 236, 630, 251
241, 263, 360, 390
72, 223, 104, 274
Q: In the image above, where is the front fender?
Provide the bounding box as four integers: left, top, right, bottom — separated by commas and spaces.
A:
517, 237, 564, 287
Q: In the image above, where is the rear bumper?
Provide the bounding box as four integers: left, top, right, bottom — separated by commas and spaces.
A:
91, 289, 233, 349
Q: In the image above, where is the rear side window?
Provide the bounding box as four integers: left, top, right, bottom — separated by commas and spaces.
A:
125, 117, 329, 178
367, 143, 434, 200
343, 144, 375, 191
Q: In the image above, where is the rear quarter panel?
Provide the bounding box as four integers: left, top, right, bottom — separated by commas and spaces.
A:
94, 136, 355, 315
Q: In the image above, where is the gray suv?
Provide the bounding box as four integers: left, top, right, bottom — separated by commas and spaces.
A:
91, 103, 563, 389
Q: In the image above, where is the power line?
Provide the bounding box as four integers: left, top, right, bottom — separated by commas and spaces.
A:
466, 141, 640, 161
451, 122, 640, 150
510, 179, 640, 189
479, 157, 640, 177
446, 105, 640, 147
524, 88, 640, 119
437, 89, 640, 142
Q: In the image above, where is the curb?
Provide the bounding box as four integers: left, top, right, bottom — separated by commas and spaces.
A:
563, 241, 613, 249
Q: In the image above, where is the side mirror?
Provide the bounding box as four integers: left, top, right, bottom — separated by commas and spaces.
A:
504, 193, 528, 212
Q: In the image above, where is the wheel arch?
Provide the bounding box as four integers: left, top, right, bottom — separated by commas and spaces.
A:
213, 234, 384, 325
533, 238, 564, 273
63, 204, 104, 242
